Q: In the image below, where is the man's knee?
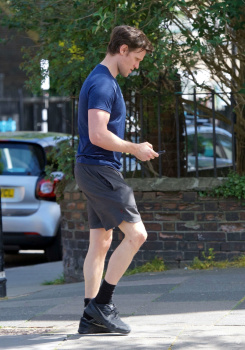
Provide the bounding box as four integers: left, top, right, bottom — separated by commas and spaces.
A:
129, 228, 147, 251
135, 229, 147, 246
119, 221, 147, 248
141, 229, 148, 242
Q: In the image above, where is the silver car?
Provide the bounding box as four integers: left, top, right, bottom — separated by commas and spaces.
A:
120, 125, 232, 174
0, 132, 66, 261
186, 125, 232, 171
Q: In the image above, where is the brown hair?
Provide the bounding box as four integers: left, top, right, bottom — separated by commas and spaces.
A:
107, 25, 154, 55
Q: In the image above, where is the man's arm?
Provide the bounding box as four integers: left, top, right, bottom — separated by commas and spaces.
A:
88, 109, 159, 161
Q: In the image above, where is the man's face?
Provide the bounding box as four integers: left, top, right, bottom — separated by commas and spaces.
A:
118, 47, 146, 77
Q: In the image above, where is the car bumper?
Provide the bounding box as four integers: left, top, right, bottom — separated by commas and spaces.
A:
2, 200, 61, 238
3, 233, 55, 251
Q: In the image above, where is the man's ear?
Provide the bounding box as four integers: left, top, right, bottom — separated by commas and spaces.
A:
119, 44, 129, 55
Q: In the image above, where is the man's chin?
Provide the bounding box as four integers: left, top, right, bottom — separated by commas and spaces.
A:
120, 72, 129, 78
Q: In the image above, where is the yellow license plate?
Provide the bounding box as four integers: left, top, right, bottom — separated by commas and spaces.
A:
1, 188, 15, 198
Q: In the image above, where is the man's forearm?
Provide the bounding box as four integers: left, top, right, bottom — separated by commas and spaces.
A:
90, 128, 138, 155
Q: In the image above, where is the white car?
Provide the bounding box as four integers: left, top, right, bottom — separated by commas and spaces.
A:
0, 132, 66, 261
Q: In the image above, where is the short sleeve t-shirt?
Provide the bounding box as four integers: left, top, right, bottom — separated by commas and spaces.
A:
76, 64, 126, 170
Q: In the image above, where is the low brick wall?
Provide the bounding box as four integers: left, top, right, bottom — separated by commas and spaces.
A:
61, 178, 245, 282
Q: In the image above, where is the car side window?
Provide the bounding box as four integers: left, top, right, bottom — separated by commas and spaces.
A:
217, 134, 232, 160
188, 133, 225, 159
202, 134, 226, 158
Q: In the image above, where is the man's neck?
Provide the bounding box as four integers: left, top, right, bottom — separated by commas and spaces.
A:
100, 54, 118, 78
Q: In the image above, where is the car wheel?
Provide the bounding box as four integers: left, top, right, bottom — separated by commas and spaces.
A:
45, 226, 62, 262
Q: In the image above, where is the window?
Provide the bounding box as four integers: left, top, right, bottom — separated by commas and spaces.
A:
217, 134, 232, 160
0, 143, 45, 175
187, 133, 230, 159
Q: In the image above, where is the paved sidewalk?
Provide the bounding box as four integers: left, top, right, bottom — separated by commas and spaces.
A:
0, 261, 245, 349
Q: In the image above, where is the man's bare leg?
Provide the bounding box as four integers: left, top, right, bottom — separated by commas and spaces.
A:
84, 220, 147, 333
105, 220, 147, 285
83, 228, 113, 298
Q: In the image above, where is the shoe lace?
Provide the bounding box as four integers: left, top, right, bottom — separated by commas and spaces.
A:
111, 303, 119, 318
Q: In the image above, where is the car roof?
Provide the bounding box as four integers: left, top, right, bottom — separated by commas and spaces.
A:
0, 131, 69, 148
186, 125, 232, 137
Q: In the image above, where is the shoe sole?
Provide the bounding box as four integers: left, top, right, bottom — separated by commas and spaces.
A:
78, 318, 111, 334
86, 302, 131, 334
78, 326, 111, 334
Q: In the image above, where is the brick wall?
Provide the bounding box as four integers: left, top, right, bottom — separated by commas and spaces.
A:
61, 178, 245, 282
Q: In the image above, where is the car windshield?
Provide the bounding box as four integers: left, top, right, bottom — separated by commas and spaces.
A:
0, 142, 45, 175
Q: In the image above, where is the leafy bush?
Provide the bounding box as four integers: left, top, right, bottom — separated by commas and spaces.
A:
200, 171, 245, 199
45, 136, 78, 201
190, 249, 245, 270
191, 248, 216, 269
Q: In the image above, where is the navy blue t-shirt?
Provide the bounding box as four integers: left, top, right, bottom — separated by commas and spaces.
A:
76, 64, 126, 170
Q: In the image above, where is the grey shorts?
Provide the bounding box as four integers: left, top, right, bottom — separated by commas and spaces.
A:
74, 163, 141, 231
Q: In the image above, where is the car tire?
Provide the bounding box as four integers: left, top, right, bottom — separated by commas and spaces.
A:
45, 226, 62, 262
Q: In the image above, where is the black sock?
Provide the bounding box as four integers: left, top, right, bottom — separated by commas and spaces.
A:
83, 298, 93, 320
84, 298, 91, 308
95, 279, 116, 305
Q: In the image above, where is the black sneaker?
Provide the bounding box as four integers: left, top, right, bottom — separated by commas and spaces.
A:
84, 299, 131, 334
78, 316, 111, 334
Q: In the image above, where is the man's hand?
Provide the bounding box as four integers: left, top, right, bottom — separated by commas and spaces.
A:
133, 142, 159, 161
88, 109, 159, 161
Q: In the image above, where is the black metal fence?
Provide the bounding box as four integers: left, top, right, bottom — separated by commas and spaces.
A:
0, 93, 72, 134
175, 90, 236, 178
121, 89, 236, 178
0, 90, 236, 178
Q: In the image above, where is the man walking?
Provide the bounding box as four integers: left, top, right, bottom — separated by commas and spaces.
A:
75, 25, 159, 334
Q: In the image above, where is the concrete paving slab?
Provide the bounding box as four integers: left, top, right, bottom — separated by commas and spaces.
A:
115, 283, 177, 295
169, 268, 245, 293
57, 319, 179, 350
132, 302, 233, 322
172, 325, 245, 350
113, 293, 160, 316
236, 298, 245, 309
0, 334, 67, 350
58, 335, 173, 350
216, 310, 245, 326
118, 275, 189, 286
155, 290, 245, 302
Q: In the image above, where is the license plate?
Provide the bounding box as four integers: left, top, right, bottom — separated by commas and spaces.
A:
1, 188, 15, 198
